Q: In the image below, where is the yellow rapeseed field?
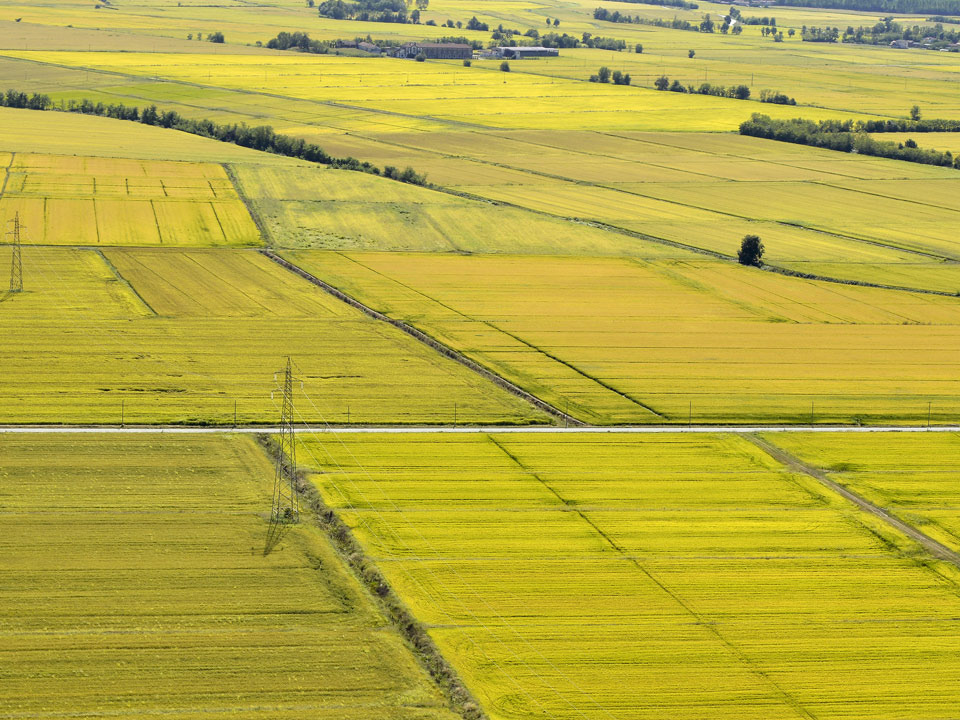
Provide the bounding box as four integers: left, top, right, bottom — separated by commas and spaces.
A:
287, 251, 960, 424
0, 433, 459, 719
0, 152, 260, 246
301, 432, 960, 720
761, 432, 960, 553
0, 247, 545, 424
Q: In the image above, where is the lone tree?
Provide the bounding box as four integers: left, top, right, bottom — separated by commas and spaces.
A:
500, 60, 510, 72
910, 104, 922, 121
738, 235, 764, 266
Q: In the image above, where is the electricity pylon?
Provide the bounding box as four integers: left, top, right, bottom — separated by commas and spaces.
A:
272, 357, 299, 523
8, 212, 22, 293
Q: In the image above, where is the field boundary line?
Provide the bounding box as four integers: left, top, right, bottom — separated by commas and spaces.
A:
260, 250, 580, 426
744, 434, 960, 570
0, 152, 12, 199
256, 434, 492, 720
222, 163, 272, 246
93, 249, 158, 316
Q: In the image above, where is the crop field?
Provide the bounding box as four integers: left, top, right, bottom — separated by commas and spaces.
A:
0, 152, 260, 246
6, 0, 960, 716
0, 50, 866, 132
229, 163, 669, 256
286, 251, 960, 424
0, 433, 459, 719
0, 247, 544, 424
761, 432, 960, 553
3, 39, 959, 290
301, 431, 960, 720
0, 106, 304, 163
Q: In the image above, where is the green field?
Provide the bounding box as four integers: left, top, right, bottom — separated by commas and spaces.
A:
0, 433, 459, 719
301, 431, 960, 720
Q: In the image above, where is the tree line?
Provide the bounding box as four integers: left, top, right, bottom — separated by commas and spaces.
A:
0, 90, 430, 185
604, 0, 698, 9
740, 113, 960, 168
655, 76, 752, 98
317, 0, 408, 23
769, 0, 960, 15
803, 17, 960, 45
590, 66, 632, 84
652, 77, 796, 104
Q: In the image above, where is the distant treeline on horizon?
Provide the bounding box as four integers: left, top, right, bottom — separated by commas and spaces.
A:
770, 0, 960, 16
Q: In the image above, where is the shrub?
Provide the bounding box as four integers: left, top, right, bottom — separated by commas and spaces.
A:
414, 52, 426, 61
500, 60, 510, 71
462, 58, 471, 66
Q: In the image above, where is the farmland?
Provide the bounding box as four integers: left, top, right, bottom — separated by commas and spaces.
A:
0, 433, 459, 719
301, 431, 960, 720
285, 251, 960, 424
0, 246, 544, 424
3, 57, 957, 289
762, 432, 960, 553
4, 0, 960, 715
0, 151, 260, 246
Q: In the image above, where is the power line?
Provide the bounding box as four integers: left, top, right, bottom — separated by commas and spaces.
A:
271, 356, 299, 523
8, 211, 23, 293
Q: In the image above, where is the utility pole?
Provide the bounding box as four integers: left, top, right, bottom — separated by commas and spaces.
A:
8, 211, 23, 293
272, 357, 299, 523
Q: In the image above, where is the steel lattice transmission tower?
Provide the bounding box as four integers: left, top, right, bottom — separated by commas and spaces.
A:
8, 212, 23, 293
272, 357, 299, 523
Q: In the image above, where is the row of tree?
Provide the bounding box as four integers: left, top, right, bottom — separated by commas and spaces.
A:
266, 31, 331, 53
758, 89, 797, 105
589, 66, 632, 84
632, 13, 747, 34
0, 90, 430, 185
654, 77, 752, 98
740, 113, 960, 168
804, 17, 960, 45
610, 0, 699, 10
770, 0, 960, 15
317, 0, 408, 23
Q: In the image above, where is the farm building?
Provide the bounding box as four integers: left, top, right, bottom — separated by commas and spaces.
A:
496, 46, 559, 59
358, 41, 381, 54
392, 42, 472, 59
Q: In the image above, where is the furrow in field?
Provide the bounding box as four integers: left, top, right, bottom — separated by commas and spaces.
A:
745, 434, 960, 569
